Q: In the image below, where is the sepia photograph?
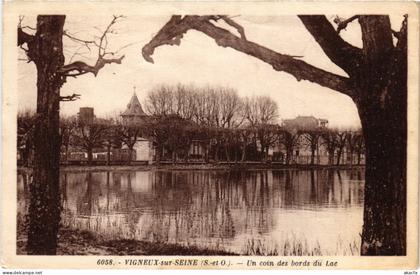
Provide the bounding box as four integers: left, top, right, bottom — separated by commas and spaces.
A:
2, 1, 419, 271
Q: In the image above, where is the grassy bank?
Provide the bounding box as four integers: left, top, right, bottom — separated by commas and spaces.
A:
17, 220, 359, 256
17, 225, 237, 256
17, 226, 360, 256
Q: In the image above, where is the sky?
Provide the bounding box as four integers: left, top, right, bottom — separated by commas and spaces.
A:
17, 14, 405, 129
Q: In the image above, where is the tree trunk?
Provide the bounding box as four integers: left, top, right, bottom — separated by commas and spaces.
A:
204, 143, 209, 163
127, 147, 133, 165
106, 144, 111, 166
172, 150, 176, 164
357, 64, 407, 255
336, 147, 343, 166
27, 15, 65, 255
241, 144, 246, 162
328, 149, 334, 165
260, 145, 265, 162
356, 15, 407, 256
285, 148, 292, 165
360, 108, 406, 255
224, 143, 230, 162
87, 148, 93, 165
155, 145, 161, 165
264, 146, 269, 161
184, 148, 189, 163
349, 148, 354, 166
310, 147, 315, 165
214, 143, 219, 162
64, 144, 69, 165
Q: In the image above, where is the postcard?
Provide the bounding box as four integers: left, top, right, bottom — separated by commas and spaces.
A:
2, 1, 418, 270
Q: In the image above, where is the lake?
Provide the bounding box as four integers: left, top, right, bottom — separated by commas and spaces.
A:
17, 168, 364, 255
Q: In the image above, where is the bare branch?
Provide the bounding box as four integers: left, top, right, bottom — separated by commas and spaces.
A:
59, 15, 125, 77
142, 15, 185, 63
18, 27, 34, 47
98, 15, 124, 57
215, 15, 247, 40
60, 93, 81, 102
333, 15, 360, 34
63, 31, 97, 51
68, 45, 90, 63
18, 26, 36, 62
142, 15, 355, 97
59, 55, 125, 76
114, 41, 139, 54
18, 16, 36, 31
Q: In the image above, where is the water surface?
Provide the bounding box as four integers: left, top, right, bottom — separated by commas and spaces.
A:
18, 168, 364, 255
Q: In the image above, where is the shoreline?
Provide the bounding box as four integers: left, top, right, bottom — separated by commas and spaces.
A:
17, 225, 238, 256
18, 163, 366, 173
17, 223, 359, 256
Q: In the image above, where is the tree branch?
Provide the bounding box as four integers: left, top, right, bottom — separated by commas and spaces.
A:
18, 27, 34, 46
58, 55, 125, 76
298, 15, 362, 76
63, 31, 98, 51
18, 27, 37, 63
216, 15, 247, 40
59, 15, 125, 77
142, 15, 355, 97
334, 15, 360, 34
60, 93, 81, 102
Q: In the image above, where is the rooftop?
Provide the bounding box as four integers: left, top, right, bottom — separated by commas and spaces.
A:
282, 116, 328, 130
121, 92, 146, 117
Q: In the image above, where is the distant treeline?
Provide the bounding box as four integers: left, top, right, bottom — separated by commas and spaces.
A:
17, 83, 365, 166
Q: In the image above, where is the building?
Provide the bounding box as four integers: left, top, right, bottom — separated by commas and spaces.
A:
276, 116, 330, 164
282, 115, 329, 130
121, 89, 147, 125
78, 107, 95, 125
120, 90, 153, 163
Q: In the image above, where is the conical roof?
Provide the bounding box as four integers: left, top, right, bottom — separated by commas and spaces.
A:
121, 92, 146, 116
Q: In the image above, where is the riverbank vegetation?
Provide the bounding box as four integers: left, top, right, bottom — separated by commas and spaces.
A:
17, 221, 359, 256
17, 221, 237, 256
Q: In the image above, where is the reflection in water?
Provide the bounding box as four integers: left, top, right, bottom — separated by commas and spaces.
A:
17, 168, 364, 255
